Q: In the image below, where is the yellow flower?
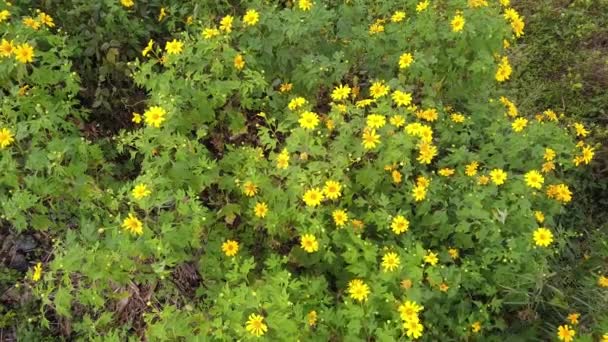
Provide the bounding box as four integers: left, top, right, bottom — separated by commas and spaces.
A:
439, 282, 449, 292
279, 83, 293, 93
468, 0, 488, 7
0, 39, 14, 57
392, 90, 413, 107
120, 0, 134, 7
38, 12, 55, 27
438, 168, 455, 177
448, 248, 459, 259
144, 106, 166, 127
243, 9, 260, 26
544, 109, 558, 121
465, 161, 479, 177
601, 333, 608, 342
524, 170, 544, 189
399, 300, 423, 322
0, 128, 15, 149
416, 0, 430, 12
254, 202, 268, 218
221, 240, 239, 257
451, 14, 465, 32
546, 184, 572, 203
122, 213, 143, 235
158, 7, 167, 21
369, 81, 390, 98
142, 39, 154, 57
323, 180, 342, 200
416, 176, 430, 188
298, 111, 319, 130
366, 114, 386, 129
450, 113, 465, 123
165, 39, 183, 55
389, 115, 406, 127
347, 279, 370, 302
542, 161, 555, 173
300, 234, 319, 253
356, 99, 375, 108
412, 185, 427, 202
362, 129, 381, 149
31, 262, 43, 282
369, 21, 385, 34
331, 84, 351, 101
23, 17, 41, 30
495, 56, 512, 82
500, 96, 519, 117
544, 148, 556, 161
472, 321, 482, 333
511, 16, 525, 37
512, 117, 528, 132
288, 97, 307, 110
14, 43, 34, 64
599, 275, 608, 288
202, 27, 220, 39
417, 142, 437, 164
573, 123, 589, 137
478, 175, 490, 185
381, 252, 400, 272
219, 15, 233, 32
489, 168, 507, 185
234, 54, 245, 70
424, 251, 438, 266
557, 325, 575, 342
533, 227, 553, 247
401, 279, 413, 289
298, 0, 313, 11
0, 10, 9, 23
242, 181, 258, 197
307, 310, 317, 326
303, 188, 324, 207
399, 52, 414, 69
392, 170, 402, 184
391, 11, 406, 23
332, 209, 348, 227
245, 313, 268, 337
276, 149, 290, 169
567, 313, 580, 325
534, 211, 545, 223
132, 183, 151, 199
391, 215, 409, 234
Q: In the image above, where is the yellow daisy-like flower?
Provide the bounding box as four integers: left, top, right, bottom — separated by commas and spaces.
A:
366, 114, 386, 129
300, 234, 319, 253
544, 148, 556, 161
202, 27, 220, 39
0, 39, 15, 57
219, 15, 233, 32
533, 227, 553, 247
424, 251, 438, 266
332, 209, 348, 227
438, 168, 455, 177
0, 10, 9, 23
478, 175, 490, 185
495, 56, 512, 82
404, 319, 424, 339
511, 16, 525, 38
323, 180, 342, 200
417, 142, 437, 164
412, 185, 427, 202
122, 213, 143, 236
31, 262, 43, 282
279, 83, 293, 93
0, 128, 15, 149
567, 313, 580, 325
23, 17, 41, 30
234, 54, 245, 70
254, 202, 268, 218
369, 81, 390, 99
331, 84, 351, 101
142, 39, 154, 57
472, 321, 482, 333
276, 149, 290, 169
573, 122, 589, 137
298, 0, 313, 11
165, 39, 183, 55
391, 11, 406, 23
303, 188, 324, 207
381, 252, 400, 272
557, 325, 575, 342
389, 115, 406, 127
450, 113, 465, 123
416, 0, 430, 12
120, 0, 134, 7
598, 275, 608, 288
347, 279, 370, 302
362, 129, 381, 150
512, 117, 528, 132
143, 106, 167, 127
245, 313, 268, 337
38, 12, 55, 27
448, 248, 459, 259
242, 181, 258, 197
534, 211, 545, 223
489, 168, 507, 185
391, 215, 409, 234
399, 52, 414, 69
465, 161, 479, 177
392, 90, 413, 107
298, 111, 320, 130
398, 300, 423, 322
524, 170, 544, 189
14, 43, 35, 64
243, 9, 260, 26
132, 183, 151, 199
392, 170, 402, 184
307, 310, 317, 326
451, 14, 465, 32
288, 97, 307, 110
221, 240, 239, 257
